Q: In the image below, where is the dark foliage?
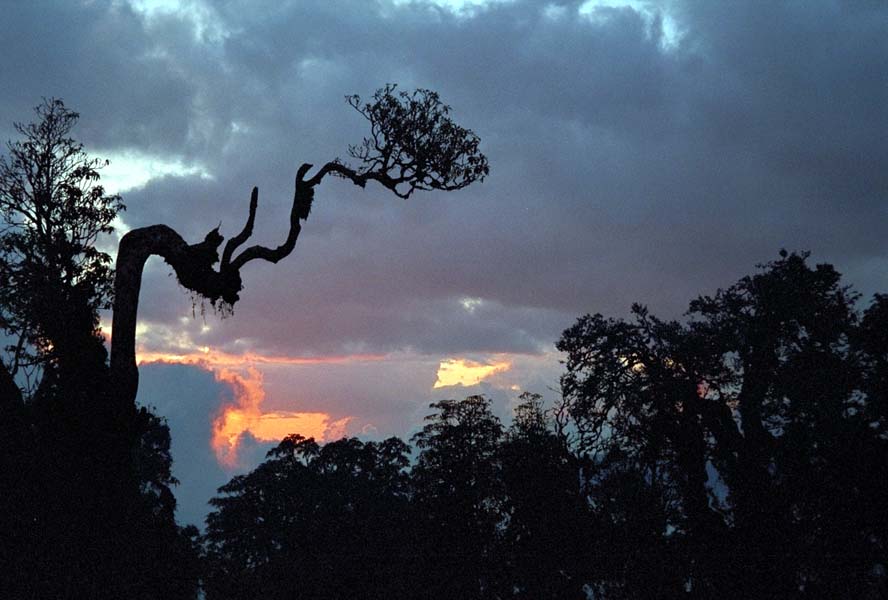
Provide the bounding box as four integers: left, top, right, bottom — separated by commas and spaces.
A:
342, 85, 489, 199
205, 253, 887, 599
409, 395, 507, 598
0, 98, 122, 394
203, 435, 414, 600
557, 251, 888, 597
499, 393, 593, 599
0, 100, 200, 599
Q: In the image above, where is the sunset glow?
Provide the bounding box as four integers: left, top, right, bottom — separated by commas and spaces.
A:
211, 367, 351, 468
139, 349, 361, 467
137, 347, 386, 368
433, 358, 511, 388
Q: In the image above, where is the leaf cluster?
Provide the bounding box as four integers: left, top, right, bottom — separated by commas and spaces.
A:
343, 85, 489, 198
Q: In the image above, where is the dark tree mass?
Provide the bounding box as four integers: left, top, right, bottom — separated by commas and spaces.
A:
555, 252, 888, 597
201, 254, 888, 599
0, 100, 200, 598
1, 96, 886, 599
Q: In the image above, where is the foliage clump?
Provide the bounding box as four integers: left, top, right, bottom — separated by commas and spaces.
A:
203, 254, 888, 599
0, 99, 123, 390
342, 85, 489, 198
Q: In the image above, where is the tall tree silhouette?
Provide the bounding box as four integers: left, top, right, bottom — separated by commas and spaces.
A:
0, 98, 121, 397
410, 395, 506, 599
499, 392, 592, 599
0, 99, 200, 598
556, 251, 888, 596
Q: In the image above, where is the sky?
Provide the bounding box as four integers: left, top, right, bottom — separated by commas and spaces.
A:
2, 0, 886, 526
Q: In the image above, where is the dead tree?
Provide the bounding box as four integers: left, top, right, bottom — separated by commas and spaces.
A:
109, 86, 489, 405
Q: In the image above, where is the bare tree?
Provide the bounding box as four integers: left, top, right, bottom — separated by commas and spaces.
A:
109, 85, 488, 405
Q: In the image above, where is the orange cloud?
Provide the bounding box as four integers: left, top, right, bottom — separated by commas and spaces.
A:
211, 367, 352, 468
137, 347, 385, 368
433, 358, 512, 388
139, 348, 360, 468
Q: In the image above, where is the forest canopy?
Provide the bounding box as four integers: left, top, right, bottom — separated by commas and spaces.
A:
201, 253, 888, 598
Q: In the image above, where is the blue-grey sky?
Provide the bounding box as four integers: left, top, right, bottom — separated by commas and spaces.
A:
2, 0, 886, 527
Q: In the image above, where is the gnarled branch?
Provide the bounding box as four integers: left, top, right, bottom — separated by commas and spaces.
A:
221, 186, 258, 269
110, 223, 231, 403
109, 86, 488, 406
228, 163, 314, 270
110, 164, 319, 403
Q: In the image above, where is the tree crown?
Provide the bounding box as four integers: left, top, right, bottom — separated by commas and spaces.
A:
0, 98, 123, 389
340, 85, 489, 199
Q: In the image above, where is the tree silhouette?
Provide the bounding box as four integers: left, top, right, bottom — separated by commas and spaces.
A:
410, 395, 506, 599
203, 435, 414, 600
109, 84, 488, 407
0, 99, 201, 598
499, 392, 592, 599
205, 397, 510, 600
0, 98, 122, 397
556, 251, 888, 596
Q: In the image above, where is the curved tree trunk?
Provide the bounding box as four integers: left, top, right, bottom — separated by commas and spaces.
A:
109, 163, 325, 406
110, 224, 227, 404
106, 90, 489, 407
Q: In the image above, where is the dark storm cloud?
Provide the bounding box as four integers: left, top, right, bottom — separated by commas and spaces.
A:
0, 1, 201, 153
4, 0, 887, 359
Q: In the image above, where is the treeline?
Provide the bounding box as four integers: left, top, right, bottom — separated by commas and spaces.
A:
202, 394, 577, 599
201, 252, 888, 599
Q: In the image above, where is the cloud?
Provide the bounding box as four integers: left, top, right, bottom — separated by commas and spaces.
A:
433, 357, 511, 388
22, 0, 881, 397
138, 351, 368, 468
210, 366, 353, 468
94, 1, 884, 361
